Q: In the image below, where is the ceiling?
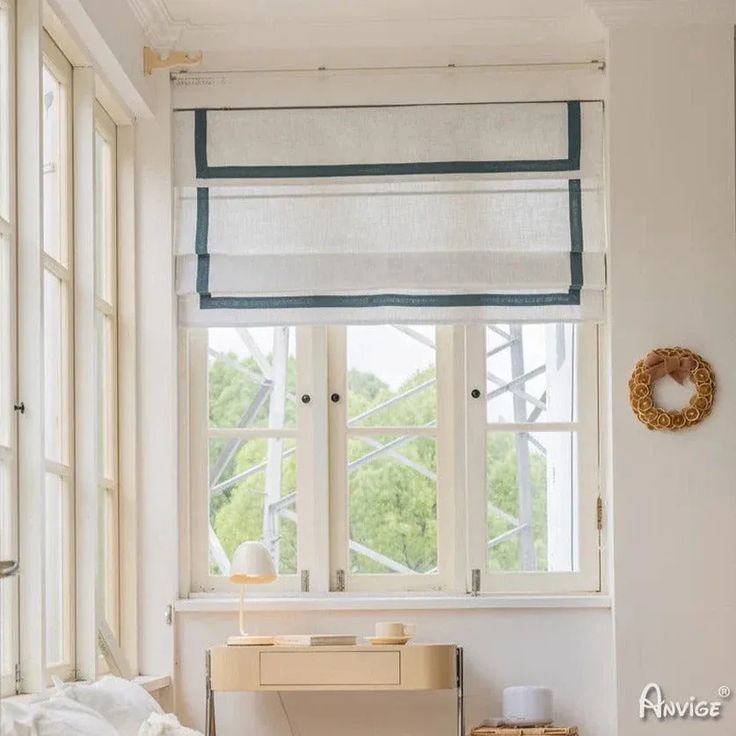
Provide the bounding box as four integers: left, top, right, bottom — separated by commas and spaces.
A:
128, 0, 605, 71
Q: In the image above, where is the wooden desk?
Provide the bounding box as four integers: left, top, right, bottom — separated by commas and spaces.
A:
205, 644, 464, 736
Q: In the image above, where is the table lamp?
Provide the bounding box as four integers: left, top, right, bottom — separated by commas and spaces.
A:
227, 541, 277, 646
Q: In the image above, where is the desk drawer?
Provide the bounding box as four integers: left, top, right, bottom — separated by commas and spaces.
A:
259, 651, 401, 686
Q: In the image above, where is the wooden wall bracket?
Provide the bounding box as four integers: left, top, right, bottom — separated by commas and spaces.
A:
144, 46, 203, 75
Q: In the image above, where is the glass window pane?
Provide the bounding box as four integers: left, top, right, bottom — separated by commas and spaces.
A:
44, 269, 67, 463
209, 437, 297, 576
347, 435, 437, 574
94, 131, 113, 302
96, 312, 115, 480
487, 431, 577, 573
347, 325, 436, 428
42, 66, 65, 263
0, 234, 10, 447
0, 461, 15, 679
486, 324, 576, 424
99, 487, 118, 635
45, 472, 67, 665
208, 327, 297, 430
0, 4, 10, 221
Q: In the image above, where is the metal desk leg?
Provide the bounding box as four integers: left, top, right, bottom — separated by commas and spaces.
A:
205, 650, 216, 736
456, 646, 465, 736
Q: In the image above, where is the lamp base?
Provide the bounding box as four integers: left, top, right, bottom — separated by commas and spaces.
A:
227, 634, 275, 646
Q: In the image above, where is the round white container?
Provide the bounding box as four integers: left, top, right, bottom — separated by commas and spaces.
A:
502, 686, 553, 727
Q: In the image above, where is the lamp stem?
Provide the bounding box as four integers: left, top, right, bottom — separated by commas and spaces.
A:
239, 584, 246, 635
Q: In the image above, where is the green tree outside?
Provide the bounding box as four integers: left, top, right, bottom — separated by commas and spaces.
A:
208, 347, 550, 577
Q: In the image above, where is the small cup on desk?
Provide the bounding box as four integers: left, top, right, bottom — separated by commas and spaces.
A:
375, 622, 416, 639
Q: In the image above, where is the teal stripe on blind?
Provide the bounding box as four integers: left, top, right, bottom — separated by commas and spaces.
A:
193, 102, 582, 180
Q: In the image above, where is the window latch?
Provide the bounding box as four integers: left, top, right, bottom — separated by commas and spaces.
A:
335, 569, 345, 592
13, 402, 25, 414
470, 568, 481, 596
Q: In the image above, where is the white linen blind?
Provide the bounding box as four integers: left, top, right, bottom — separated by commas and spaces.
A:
174, 100, 605, 326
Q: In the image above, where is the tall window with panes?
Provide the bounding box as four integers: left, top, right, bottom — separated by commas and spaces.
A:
42, 36, 75, 680
188, 323, 599, 595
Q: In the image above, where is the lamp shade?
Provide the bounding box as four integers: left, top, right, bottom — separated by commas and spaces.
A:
229, 541, 277, 584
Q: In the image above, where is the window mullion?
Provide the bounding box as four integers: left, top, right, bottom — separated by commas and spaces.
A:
573, 322, 600, 590
327, 326, 347, 590
435, 325, 467, 593
295, 326, 330, 593
71, 64, 98, 682
464, 324, 487, 592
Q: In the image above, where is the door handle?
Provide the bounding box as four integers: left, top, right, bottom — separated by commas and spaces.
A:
0, 560, 18, 579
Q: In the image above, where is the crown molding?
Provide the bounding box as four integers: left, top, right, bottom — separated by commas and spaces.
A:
586, 0, 735, 26
126, 0, 185, 49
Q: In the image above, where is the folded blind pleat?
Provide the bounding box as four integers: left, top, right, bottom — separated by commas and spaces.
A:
173, 100, 605, 326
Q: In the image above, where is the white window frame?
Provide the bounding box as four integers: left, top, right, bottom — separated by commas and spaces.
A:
466, 323, 600, 594
327, 325, 462, 593
41, 32, 75, 681
186, 323, 600, 597
93, 100, 120, 639
10, 6, 137, 690
0, 0, 19, 699
188, 326, 326, 594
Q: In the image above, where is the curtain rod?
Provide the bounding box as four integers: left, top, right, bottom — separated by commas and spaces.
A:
172, 59, 605, 78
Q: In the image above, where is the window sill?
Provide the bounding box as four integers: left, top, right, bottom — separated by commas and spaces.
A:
4, 675, 172, 703
175, 593, 611, 613
134, 674, 172, 693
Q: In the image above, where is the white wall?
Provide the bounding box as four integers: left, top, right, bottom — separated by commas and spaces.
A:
175, 608, 615, 735
131, 9, 736, 736
136, 72, 178, 676
47, 0, 154, 117
606, 21, 736, 735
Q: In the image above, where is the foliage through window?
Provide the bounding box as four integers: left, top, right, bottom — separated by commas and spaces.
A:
188, 323, 600, 594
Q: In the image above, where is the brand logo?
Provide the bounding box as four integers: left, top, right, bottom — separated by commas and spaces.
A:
639, 683, 730, 720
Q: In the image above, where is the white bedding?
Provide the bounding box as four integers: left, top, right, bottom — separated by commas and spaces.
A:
0, 676, 202, 736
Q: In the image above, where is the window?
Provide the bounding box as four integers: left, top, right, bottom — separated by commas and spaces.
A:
94, 102, 119, 637
0, 0, 18, 697
466, 324, 599, 593
328, 325, 456, 592
192, 327, 304, 592
42, 37, 74, 678
187, 323, 600, 595
2, 10, 134, 693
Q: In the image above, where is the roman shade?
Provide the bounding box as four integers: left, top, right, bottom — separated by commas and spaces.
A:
174, 100, 605, 326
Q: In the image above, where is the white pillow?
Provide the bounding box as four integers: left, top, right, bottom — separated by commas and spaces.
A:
53, 676, 162, 736
138, 713, 202, 736
2, 697, 118, 736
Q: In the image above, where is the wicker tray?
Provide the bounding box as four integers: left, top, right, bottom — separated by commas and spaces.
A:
471, 727, 578, 735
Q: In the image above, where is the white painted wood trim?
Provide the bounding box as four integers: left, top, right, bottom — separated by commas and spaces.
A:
296, 327, 330, 593
464, 324, 487, 591
0, 0, 19, 698
134, 674, 172, 693
72, 63, 98, 682
17, 0, 47, 692
175, 593, 612, 612
437, 325, 467, 593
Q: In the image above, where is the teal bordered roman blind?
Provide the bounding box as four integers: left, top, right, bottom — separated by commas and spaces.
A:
173, 100, 605, 326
